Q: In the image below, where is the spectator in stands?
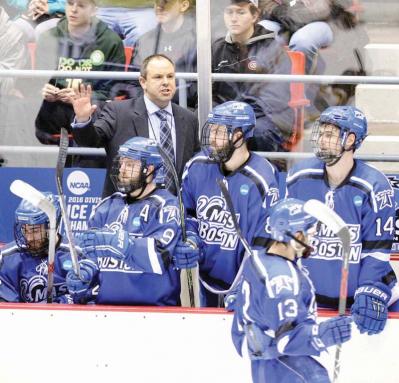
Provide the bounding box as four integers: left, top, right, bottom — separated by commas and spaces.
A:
212, 0, 293, 154
34, 0, 125, 167
70, 54, 200, 197
316, 0, 368, 108
0, 6, 29, 97
95, 0, 157, 47
129, 0, 197, 108
0, 6, 30, 166
259, 0, 333, 73
5, 0, 66, 42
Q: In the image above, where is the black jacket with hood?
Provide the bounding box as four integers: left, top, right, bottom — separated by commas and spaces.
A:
212, 24, 294, 147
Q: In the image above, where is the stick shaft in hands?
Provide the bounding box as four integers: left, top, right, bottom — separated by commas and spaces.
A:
56, 128, 81, 278
303, 200, 351, 383
158, 146, 200, 307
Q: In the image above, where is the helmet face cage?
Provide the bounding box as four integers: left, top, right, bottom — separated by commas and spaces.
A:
111, 137, 166, 194
202, 101, 256, 162
111, 155, 149, 194
13, 192, 60, 256
312, 106, 368, 165
14, 222, 49, 255
311, 120, 347, 165
201, 123, 236, 162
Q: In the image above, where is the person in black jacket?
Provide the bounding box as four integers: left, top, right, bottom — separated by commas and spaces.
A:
212, 0, 294, 154
70, 54, 200, 197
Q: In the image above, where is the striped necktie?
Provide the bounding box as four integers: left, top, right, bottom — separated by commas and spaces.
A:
155, 109, 175, 191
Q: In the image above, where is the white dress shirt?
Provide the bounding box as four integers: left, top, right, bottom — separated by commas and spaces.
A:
144, 95, 176, 162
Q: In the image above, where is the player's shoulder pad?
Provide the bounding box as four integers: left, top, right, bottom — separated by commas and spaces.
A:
182, 151, 215, 180
148, 189, 179, 216
353, 161, 393, 191
255, 252, 301, 299
247, 153, 279, 181
286, 158, 323, 186
90, 192, 124, 217
143, 191, 181, 226
351, 161, 394, 212
240, 155, 280, 201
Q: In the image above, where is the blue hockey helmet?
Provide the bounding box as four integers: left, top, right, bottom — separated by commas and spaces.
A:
201, 101, 256, 162
318, 106, 367, 150
111, 137, 166, 194
269, 198, 317, 244
311, 106, 367, 165
14, 192, 61, 255
207, 101, 256, 139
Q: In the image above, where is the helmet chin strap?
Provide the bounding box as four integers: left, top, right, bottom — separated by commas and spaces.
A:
126, 166, 154, 202
220, 132, 244, 164
286, 232, 314, 259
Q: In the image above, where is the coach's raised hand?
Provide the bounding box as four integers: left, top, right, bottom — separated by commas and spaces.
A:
72, 83, 97, 123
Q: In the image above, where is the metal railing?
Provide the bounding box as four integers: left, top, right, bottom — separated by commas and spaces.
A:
1, 68, 399, 162
2, 69, 399, 85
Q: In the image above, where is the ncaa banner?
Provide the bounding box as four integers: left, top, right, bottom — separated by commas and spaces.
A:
0, 168, 105, 245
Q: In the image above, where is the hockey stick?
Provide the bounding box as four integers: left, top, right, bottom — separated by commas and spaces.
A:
157, 146, 200, 307
56, 127, 81, 279
10, 180, 57, 303
303, 199, 351, 383
216, 180, 267, 287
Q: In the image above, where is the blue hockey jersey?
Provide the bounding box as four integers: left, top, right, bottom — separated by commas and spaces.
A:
286, 158, 396, 307
0, 242, 73, 303
182, 151, 280, 289
232, 251, 325, 360
86, 189, 181, 305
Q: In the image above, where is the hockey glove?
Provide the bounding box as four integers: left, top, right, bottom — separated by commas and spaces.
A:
224, 293, 237, 312
351, 281, 391, 335
66, 260, 98, 304
318, 316, 352, 348
224, 283, 240, 311
245, 322, 274, 360
173, 233, 202, 269
79, 228, 131, 260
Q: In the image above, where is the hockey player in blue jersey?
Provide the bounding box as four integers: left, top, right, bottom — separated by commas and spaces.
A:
66, 137, 186, 305
230, 198, 352, 383
0, 192, 73, 303
178, 101, 280, 306
286, 105, 397, 335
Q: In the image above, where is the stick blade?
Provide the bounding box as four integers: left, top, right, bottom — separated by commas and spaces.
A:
10, 180, 46, 207
10, 180, 56, 218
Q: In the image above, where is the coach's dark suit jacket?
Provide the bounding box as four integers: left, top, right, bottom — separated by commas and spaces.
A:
72, 96, 200, 197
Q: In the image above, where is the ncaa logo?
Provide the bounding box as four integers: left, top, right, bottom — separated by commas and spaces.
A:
67, 170, 90, 195
240, 184, 249, 195
353, 195, 362, 207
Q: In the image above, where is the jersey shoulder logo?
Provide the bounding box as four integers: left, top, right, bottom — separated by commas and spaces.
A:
268, 275, 296, 296
162, 205, 180, 225
375, 189, 394, 210
266, 187, 280, 207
